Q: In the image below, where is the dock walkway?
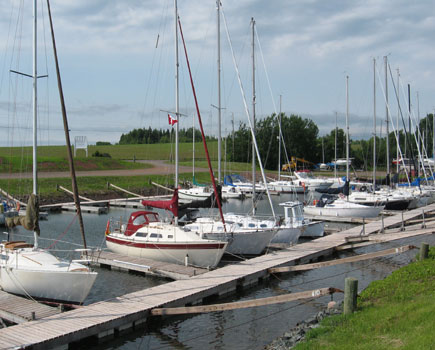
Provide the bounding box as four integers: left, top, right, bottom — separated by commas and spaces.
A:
0, 204, 434, 349
0, 291, 60, 325
88, 250, 208, 280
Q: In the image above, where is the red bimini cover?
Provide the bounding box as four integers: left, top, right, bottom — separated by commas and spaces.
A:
141, 189, 178, 218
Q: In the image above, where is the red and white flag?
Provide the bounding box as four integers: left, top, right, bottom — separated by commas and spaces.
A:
168, 114, 178, 126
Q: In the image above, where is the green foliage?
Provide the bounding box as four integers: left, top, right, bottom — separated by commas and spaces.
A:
96, 141, 111, 146
92, 150, 111, 158
119, 127, 216, 145
294, 247, 435, 350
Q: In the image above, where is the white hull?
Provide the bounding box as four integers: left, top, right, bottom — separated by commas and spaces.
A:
304, 202, 383, 218
106, 222, 227, 268
0, 245, 97, 304
300, 221, 325, 237
271, 227, 301, 244
225, 229, 276, 255
178, 188, 213, 202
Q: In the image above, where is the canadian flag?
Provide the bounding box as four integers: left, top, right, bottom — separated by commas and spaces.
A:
168, 114, 178, 126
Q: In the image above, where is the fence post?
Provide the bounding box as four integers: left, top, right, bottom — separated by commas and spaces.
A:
380, 213, 384, 233
344, 277, 358, 315
421, 209, 426, 229
420, 243, 429, 261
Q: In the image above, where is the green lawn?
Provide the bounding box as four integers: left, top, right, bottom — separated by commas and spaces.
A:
0, 141, 218, 162
0, 156, 151, 173
294, 246, 435, 350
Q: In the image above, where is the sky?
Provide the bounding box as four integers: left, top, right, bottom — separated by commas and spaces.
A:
0, 0, 434, 148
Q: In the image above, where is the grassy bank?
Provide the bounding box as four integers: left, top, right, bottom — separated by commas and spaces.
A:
0, 141, 218, 162
0, 172, 212, 203
0, 156, 151, 173
294, 246, 435, 349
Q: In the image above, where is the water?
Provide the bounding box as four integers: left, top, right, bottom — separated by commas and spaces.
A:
5, 194, 434, 349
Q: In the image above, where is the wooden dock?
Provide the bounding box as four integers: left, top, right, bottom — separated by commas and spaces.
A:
87, 250, 208, 280
0, 291, 60, 324
61, 205, 108, 214
0, 204, 434, 349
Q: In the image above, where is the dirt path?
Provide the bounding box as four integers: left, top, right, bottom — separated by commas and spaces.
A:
0, 160, 209, 179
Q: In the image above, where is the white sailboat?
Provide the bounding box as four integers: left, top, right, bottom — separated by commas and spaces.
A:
105, 1, 228, 268
0, 1, 97, 305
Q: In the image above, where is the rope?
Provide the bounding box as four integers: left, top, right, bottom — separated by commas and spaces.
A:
46, 213, 78, 250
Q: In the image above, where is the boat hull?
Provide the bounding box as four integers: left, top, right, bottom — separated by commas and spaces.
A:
304, 205, 383, 218
0, 266, 97, 304
106, 235, 226, 268
270, 227, 301, 244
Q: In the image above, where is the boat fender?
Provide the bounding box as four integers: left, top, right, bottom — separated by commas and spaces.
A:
105, 220, 111, 235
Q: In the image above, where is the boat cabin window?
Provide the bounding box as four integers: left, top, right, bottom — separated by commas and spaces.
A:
135, 232, 148, 237
260, 224, 267, 228
150, 233, 163, 238
248, 223, 256, 228
168, 235, 173, 239
145, 213, 159, 223
132, 216, 147, 225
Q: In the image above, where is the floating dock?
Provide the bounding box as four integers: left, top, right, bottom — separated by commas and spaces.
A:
0, 291, 60, 324
87, 250, 208, 280
0, 204, 434, 349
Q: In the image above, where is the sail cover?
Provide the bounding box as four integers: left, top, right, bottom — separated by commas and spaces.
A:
6, 194, 40, 234
141, 189, 178, 218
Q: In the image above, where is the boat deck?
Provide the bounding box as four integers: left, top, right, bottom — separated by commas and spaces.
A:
0, 204, 434, 349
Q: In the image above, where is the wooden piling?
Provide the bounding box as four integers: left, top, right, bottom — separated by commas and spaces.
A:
420, 243, 429, 261
344, 277, 358, 315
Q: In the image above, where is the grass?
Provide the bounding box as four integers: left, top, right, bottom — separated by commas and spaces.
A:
293, 246, 435, 350
0, 156, 151, 173
0, 141, 218, 162
0, 172, 212, 200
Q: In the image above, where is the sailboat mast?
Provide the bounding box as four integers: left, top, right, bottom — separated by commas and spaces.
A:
192, 113, 195, 179
46, 0, 87, 250
251, 17, 256, 213
174, 0, 179, 201
384, 56, 390, 179
396, 68, 400, 173
32, 0, 38, 248
217, 0, 222, 183
334, 111, 337, 178
373, 58, 376, 189
278, 95, 282, 180
345, 75, 350, 182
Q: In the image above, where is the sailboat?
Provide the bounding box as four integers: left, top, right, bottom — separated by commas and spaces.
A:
0, 0, 97, 304
304, 75, 384, 219
105, 0, 228, 268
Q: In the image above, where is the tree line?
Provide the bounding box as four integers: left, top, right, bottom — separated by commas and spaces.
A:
119, 127, 216, 145
119, 113, 435, 171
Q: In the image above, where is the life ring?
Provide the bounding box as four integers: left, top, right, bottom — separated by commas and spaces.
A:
360, 185, 367, 192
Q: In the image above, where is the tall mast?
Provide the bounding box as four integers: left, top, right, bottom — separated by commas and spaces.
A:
396, 68, 400, 173
334, 111, 337, 178
408, 84, 411, 175
217, 0, 222, 183
32, 0, 38, 248
278, 95, 282, 180
192, 113, 195, 179
384, 56, 390, 180
417, 91, 420, 177
174, 0, 179, 224
251, 17, 256, 213
373, 58, 376, 189
345, 75, 350, 182
433, 108, 435, 160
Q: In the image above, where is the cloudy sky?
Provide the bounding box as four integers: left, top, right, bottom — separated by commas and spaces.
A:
0, 0, 434, 147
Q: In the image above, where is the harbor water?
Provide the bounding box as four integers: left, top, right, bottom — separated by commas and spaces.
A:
4, 193, 434, 349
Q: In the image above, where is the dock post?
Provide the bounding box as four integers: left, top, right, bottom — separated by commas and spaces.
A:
400, 212, 405, 231
31, 312, 35, 321
380, 213, 384, 233
362, 217, 365, 235
421, 209, 426, 229
420, 243, 429, 261
344, 277, 358, 315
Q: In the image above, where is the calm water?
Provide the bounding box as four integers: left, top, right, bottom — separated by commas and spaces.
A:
5, 194, 435, 349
